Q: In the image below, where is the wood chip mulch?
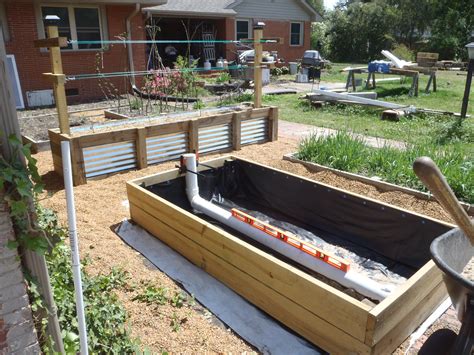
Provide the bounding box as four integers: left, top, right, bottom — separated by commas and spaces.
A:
36, 136, 461, 353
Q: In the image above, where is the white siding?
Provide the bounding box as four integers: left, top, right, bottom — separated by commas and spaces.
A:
233, 0, 311, 21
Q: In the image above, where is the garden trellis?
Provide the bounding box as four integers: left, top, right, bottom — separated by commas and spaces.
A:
34, 20, 279, 185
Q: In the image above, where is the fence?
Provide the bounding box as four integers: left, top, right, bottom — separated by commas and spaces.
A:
48, 106, 278, 185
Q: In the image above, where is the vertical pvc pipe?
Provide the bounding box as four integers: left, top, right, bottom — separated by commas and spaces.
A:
61, 141, 89, 355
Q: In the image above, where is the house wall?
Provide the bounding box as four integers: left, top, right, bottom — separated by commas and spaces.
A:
224, 18, 311, 63
4, 2, 148, 106
0, 190, 40, 353
232, 0, 312, 21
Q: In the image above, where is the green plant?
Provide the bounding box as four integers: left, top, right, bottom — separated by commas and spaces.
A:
0, 135, 48, 253
170, 312, 187, 332
132, 284, 168, 306
129, 96, 142, 111
392, 43, 415, 61
297, 132, 473, 203
193, 100, 205, 110
170, 292, 186, 308
25, 206, 140, 353
215, 72, 231, 84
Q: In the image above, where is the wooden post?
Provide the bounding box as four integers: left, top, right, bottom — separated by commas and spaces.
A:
269, 107, 279, 142
232, 112, 242, 151
253, 23, 264, 108
136, 128, 148, 169
70, 138, 87, 186
189, 119, 199, 153
46, 25, 70, 134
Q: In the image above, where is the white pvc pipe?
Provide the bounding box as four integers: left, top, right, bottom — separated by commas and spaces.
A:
183, 153, 394, 301
61, 141, 89, 355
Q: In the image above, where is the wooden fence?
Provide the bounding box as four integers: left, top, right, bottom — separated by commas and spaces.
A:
49, 106, 278, 185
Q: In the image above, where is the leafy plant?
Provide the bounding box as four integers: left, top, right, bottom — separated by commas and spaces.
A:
170, 312, 187, 332
193, 100, 205, 110
0, 135, 48, 253
297, 132, 473, 203
132, 284, 168, 306
215, 72, 231, 84
25, 206, 140, 353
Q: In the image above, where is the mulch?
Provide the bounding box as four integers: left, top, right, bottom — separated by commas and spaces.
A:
36, 135, 461, 353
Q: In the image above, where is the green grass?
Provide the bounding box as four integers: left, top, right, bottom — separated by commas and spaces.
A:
297, 132, 473, 204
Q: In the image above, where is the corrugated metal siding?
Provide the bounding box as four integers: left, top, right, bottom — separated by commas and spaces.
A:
83, 141, 137, 178
147, 132, 188, 165
199, 124, 232, 154
241, 117, 268, 145
233, 0, 311, 21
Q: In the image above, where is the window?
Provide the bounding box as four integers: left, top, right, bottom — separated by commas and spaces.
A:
41, 5, 103, 50
290, 22, 303, 46
236, 19, 250, 41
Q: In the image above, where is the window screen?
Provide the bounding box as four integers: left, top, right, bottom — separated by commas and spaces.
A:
74, 8, 101, 49
236, 20, 249, 41
290, 22, 302, 46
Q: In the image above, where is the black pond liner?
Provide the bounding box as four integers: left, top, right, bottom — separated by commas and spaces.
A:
145, 159, 451, 294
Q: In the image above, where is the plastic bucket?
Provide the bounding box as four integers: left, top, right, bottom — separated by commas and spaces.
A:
289, 62, 298, 75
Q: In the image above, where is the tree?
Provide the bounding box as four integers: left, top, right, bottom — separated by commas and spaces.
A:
429, 0, 474, 60
326, 1, 396, 62
306, 0, 325, 16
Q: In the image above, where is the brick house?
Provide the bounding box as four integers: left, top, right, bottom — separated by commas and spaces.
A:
0, 0, 320, 108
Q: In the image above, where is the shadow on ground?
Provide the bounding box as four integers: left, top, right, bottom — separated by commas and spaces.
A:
376, 86, 410, 98
41, 170, 64, 194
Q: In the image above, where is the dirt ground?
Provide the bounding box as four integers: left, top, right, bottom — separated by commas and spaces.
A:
36, 135, 462, 353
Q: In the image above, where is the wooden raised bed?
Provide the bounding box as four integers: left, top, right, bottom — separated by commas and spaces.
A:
127, 155, 452, 354
283, 153, 473, 217
48, 106, 278, 185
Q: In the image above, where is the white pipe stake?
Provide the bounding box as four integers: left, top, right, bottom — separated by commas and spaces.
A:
61, 141, 89, 355
182, 154, 394, 301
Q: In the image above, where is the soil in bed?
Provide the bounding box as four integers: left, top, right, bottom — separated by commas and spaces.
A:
36, 137, 461, 353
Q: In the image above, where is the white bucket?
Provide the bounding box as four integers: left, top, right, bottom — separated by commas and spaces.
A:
289, 62, 298, 75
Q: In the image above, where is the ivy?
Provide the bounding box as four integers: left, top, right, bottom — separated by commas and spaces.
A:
30, 206, 141, 353
0, 134, 48, 254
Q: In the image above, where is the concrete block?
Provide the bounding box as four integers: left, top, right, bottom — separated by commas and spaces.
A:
0, 268, 24, 289
0, 295, 30, 316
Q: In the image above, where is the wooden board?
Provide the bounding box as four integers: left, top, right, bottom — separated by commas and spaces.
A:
127, 183, 371, 342
283, 154, 473, 217
127, 155, 451, 354
48, 107, 277, 185
129, 202, 372, 354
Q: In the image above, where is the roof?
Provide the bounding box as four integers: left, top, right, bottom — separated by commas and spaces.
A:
144, 0, 321, 21
144, 0, 237, 17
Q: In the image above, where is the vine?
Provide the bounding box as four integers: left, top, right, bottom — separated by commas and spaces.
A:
0, 134, 49, 254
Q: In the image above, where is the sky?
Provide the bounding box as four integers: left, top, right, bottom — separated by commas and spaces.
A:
324, 0, 338, 10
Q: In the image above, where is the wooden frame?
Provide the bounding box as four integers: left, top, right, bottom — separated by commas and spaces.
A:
49, 106, 278, 185
126, 155, 451, 354
283, 153, 473, 217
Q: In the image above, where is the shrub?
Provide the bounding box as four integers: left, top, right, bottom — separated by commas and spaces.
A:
391, 43, 415, 61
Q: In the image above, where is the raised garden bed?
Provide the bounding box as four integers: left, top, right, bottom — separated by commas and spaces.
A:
127, 155, 453, 354
283, 153, 474, 217
49, 106, 278, 185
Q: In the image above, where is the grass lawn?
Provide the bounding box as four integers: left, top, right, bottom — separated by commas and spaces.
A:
268, 67, 473, 156
259, 65, 474, 202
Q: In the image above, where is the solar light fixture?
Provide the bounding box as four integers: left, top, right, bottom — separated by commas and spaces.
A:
44, 15, 60, 26
254, 22, 265, 30
460, 43, 474, 118
466, 42, 474, 60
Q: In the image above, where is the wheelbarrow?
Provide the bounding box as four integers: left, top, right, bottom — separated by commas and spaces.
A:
414, 157, 474, 354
